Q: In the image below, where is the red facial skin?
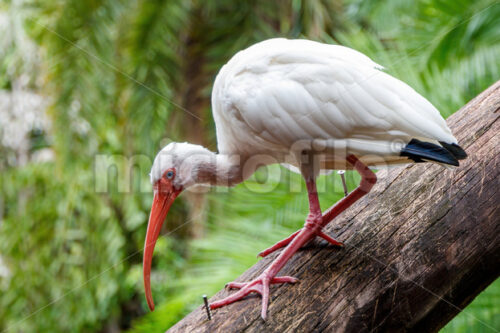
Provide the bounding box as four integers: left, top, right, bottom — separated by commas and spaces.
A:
143, 168, 182, 311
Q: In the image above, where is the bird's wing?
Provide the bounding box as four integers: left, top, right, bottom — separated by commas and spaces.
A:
213, 39, 456, 159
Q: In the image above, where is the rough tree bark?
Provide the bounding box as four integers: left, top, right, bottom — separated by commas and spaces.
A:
168, 81, 500, 332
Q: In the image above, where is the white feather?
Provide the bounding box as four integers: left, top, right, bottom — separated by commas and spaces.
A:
211, 38, 457, 169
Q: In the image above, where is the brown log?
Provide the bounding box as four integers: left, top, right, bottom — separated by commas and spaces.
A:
168, 81, 500, 332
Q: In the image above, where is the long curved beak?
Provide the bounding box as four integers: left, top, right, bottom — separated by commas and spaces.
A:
143, 187, 179, 311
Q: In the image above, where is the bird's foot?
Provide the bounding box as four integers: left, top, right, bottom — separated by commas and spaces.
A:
258, 228, 343, 258
210, 274, 298, 320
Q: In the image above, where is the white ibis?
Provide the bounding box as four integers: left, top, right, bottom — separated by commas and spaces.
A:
142, 38, 467, 319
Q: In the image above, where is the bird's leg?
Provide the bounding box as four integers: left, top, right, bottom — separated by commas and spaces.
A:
210, 171, 327, 319
258, 155, 377, 258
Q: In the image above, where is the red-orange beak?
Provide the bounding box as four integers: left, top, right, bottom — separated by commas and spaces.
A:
143, 178, 181, 311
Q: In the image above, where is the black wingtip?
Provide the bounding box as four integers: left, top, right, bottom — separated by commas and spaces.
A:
439, 142, 468, 160
401, 139, 459, 166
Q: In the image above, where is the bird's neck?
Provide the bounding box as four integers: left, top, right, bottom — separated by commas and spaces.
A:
191, 152, 245, 187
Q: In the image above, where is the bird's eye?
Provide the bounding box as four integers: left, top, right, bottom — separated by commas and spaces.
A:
166, 170, 174, 179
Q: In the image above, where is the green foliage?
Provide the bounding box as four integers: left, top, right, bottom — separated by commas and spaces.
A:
0, 0, 498, 332
0, 163, 126, 331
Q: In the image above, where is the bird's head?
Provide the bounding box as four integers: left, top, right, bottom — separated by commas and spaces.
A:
143, 142, 214, 311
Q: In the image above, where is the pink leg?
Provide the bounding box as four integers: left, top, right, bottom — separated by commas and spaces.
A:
258, 155, 377, 257
210, 155, 376, 320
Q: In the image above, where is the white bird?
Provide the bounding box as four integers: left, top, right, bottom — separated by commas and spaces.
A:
142, 38, 467, 319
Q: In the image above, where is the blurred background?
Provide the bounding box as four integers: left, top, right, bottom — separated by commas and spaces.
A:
0, 0, 499, 331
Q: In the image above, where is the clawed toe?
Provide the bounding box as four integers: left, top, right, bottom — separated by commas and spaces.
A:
210, 273, 299, 319
318, 231, 344, 247
226, 281, 246, 289
258, 228, 343, 258
271, 276, 298, 284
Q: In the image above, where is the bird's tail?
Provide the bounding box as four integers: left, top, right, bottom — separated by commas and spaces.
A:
439, 141, 468, 160
400, 138, 467, 167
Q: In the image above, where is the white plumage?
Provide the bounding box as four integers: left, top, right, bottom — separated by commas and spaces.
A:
211, 38, 456, 170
